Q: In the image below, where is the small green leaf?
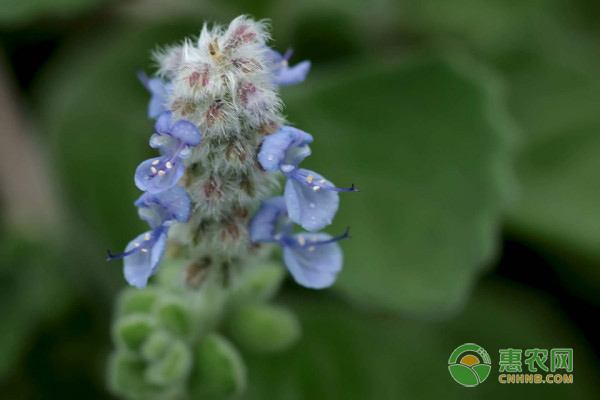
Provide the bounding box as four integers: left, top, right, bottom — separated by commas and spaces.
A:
107, 351, 158, 400
154, 295, 193, 339
141, 330, 172, 362
118, 287, 160, 317
189, 288, 228, 338
227, 262, 285, 307
145, 340, 192, 387
190, 334, 247, 399
113, 314, 157, 351
227, 304, 301, 354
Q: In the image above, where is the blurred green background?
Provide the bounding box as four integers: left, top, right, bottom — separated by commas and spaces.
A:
1, 0, 599, 398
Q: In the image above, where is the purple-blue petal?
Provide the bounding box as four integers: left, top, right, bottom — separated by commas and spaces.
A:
282, 234, 342, 289
123, 230, 168, 288
134, 157, 184, 193
284, 169, 339, 232
147, 79, 170, 119
150, 185, 191, 222
170, 120, 202, 146
265, 47, 284, 65
249, 196, 287, 243
150, 133, 180, 156
274, 60, 311, 86
137, 199, 169, 229
136, 186, 191, 228
154, 111, 173, 135
257, 126, 313, 172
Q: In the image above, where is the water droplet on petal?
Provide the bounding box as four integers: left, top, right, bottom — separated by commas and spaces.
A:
309, 202, 316, 208
267, 154, 274, 161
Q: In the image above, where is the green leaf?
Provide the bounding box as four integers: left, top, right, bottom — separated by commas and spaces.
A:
145, 339, 192, 387
226, 304, 301, 354
404, 0, 551, 55
242, 280, 600, 399
154, 295, 194, 339
113, 314, 157, 351
0, 0, 112, 28
118, 287, 160, 317
108, 351, 159, 400
190, 334, 247, 399
497, 29, 600, 299
227, 262, 286, 307
141, 330, 172, 362
0, 0, 106, 27
284, 53, 514, 316
0, 236, 72, 377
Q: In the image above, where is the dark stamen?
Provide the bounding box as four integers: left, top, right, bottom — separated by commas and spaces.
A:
318, 182, 358, 192
312, 226, 351, 246
106, 246, 143, 262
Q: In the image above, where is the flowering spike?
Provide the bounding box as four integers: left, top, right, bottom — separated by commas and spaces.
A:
110, 16, 355, 292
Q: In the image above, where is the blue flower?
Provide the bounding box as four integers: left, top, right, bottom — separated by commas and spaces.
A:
135, 185, 191, 228
107, 185, 191, 288
266, 48, 311, 86
135, 111, 202, 193
258, 126, 357, 231
110, 227, 168, 288
138, 71, 172, 119
249, 196, 349, 289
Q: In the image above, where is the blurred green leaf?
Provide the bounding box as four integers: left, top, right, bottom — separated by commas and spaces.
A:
404, 0, 550, 55
108, 351, 161, 400
226, 304, 301, 354
242, 280, 600, 399
226, 262, 285, 308
145, 339, 191, 387
0, 0, 105, 26
118, 287, 160, 317
283, 53, 514, 316
141, 330, 172, 362
0, 235, 72, 378
154, 296, 194, 339
495, 26, 600, 298
113, 314, 157, 352
190, 333, 247, 399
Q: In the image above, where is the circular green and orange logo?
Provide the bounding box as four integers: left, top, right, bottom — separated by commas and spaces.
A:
448, 343, 491, 387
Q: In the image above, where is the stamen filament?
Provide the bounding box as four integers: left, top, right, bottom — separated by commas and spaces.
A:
307, 226, 351, 247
